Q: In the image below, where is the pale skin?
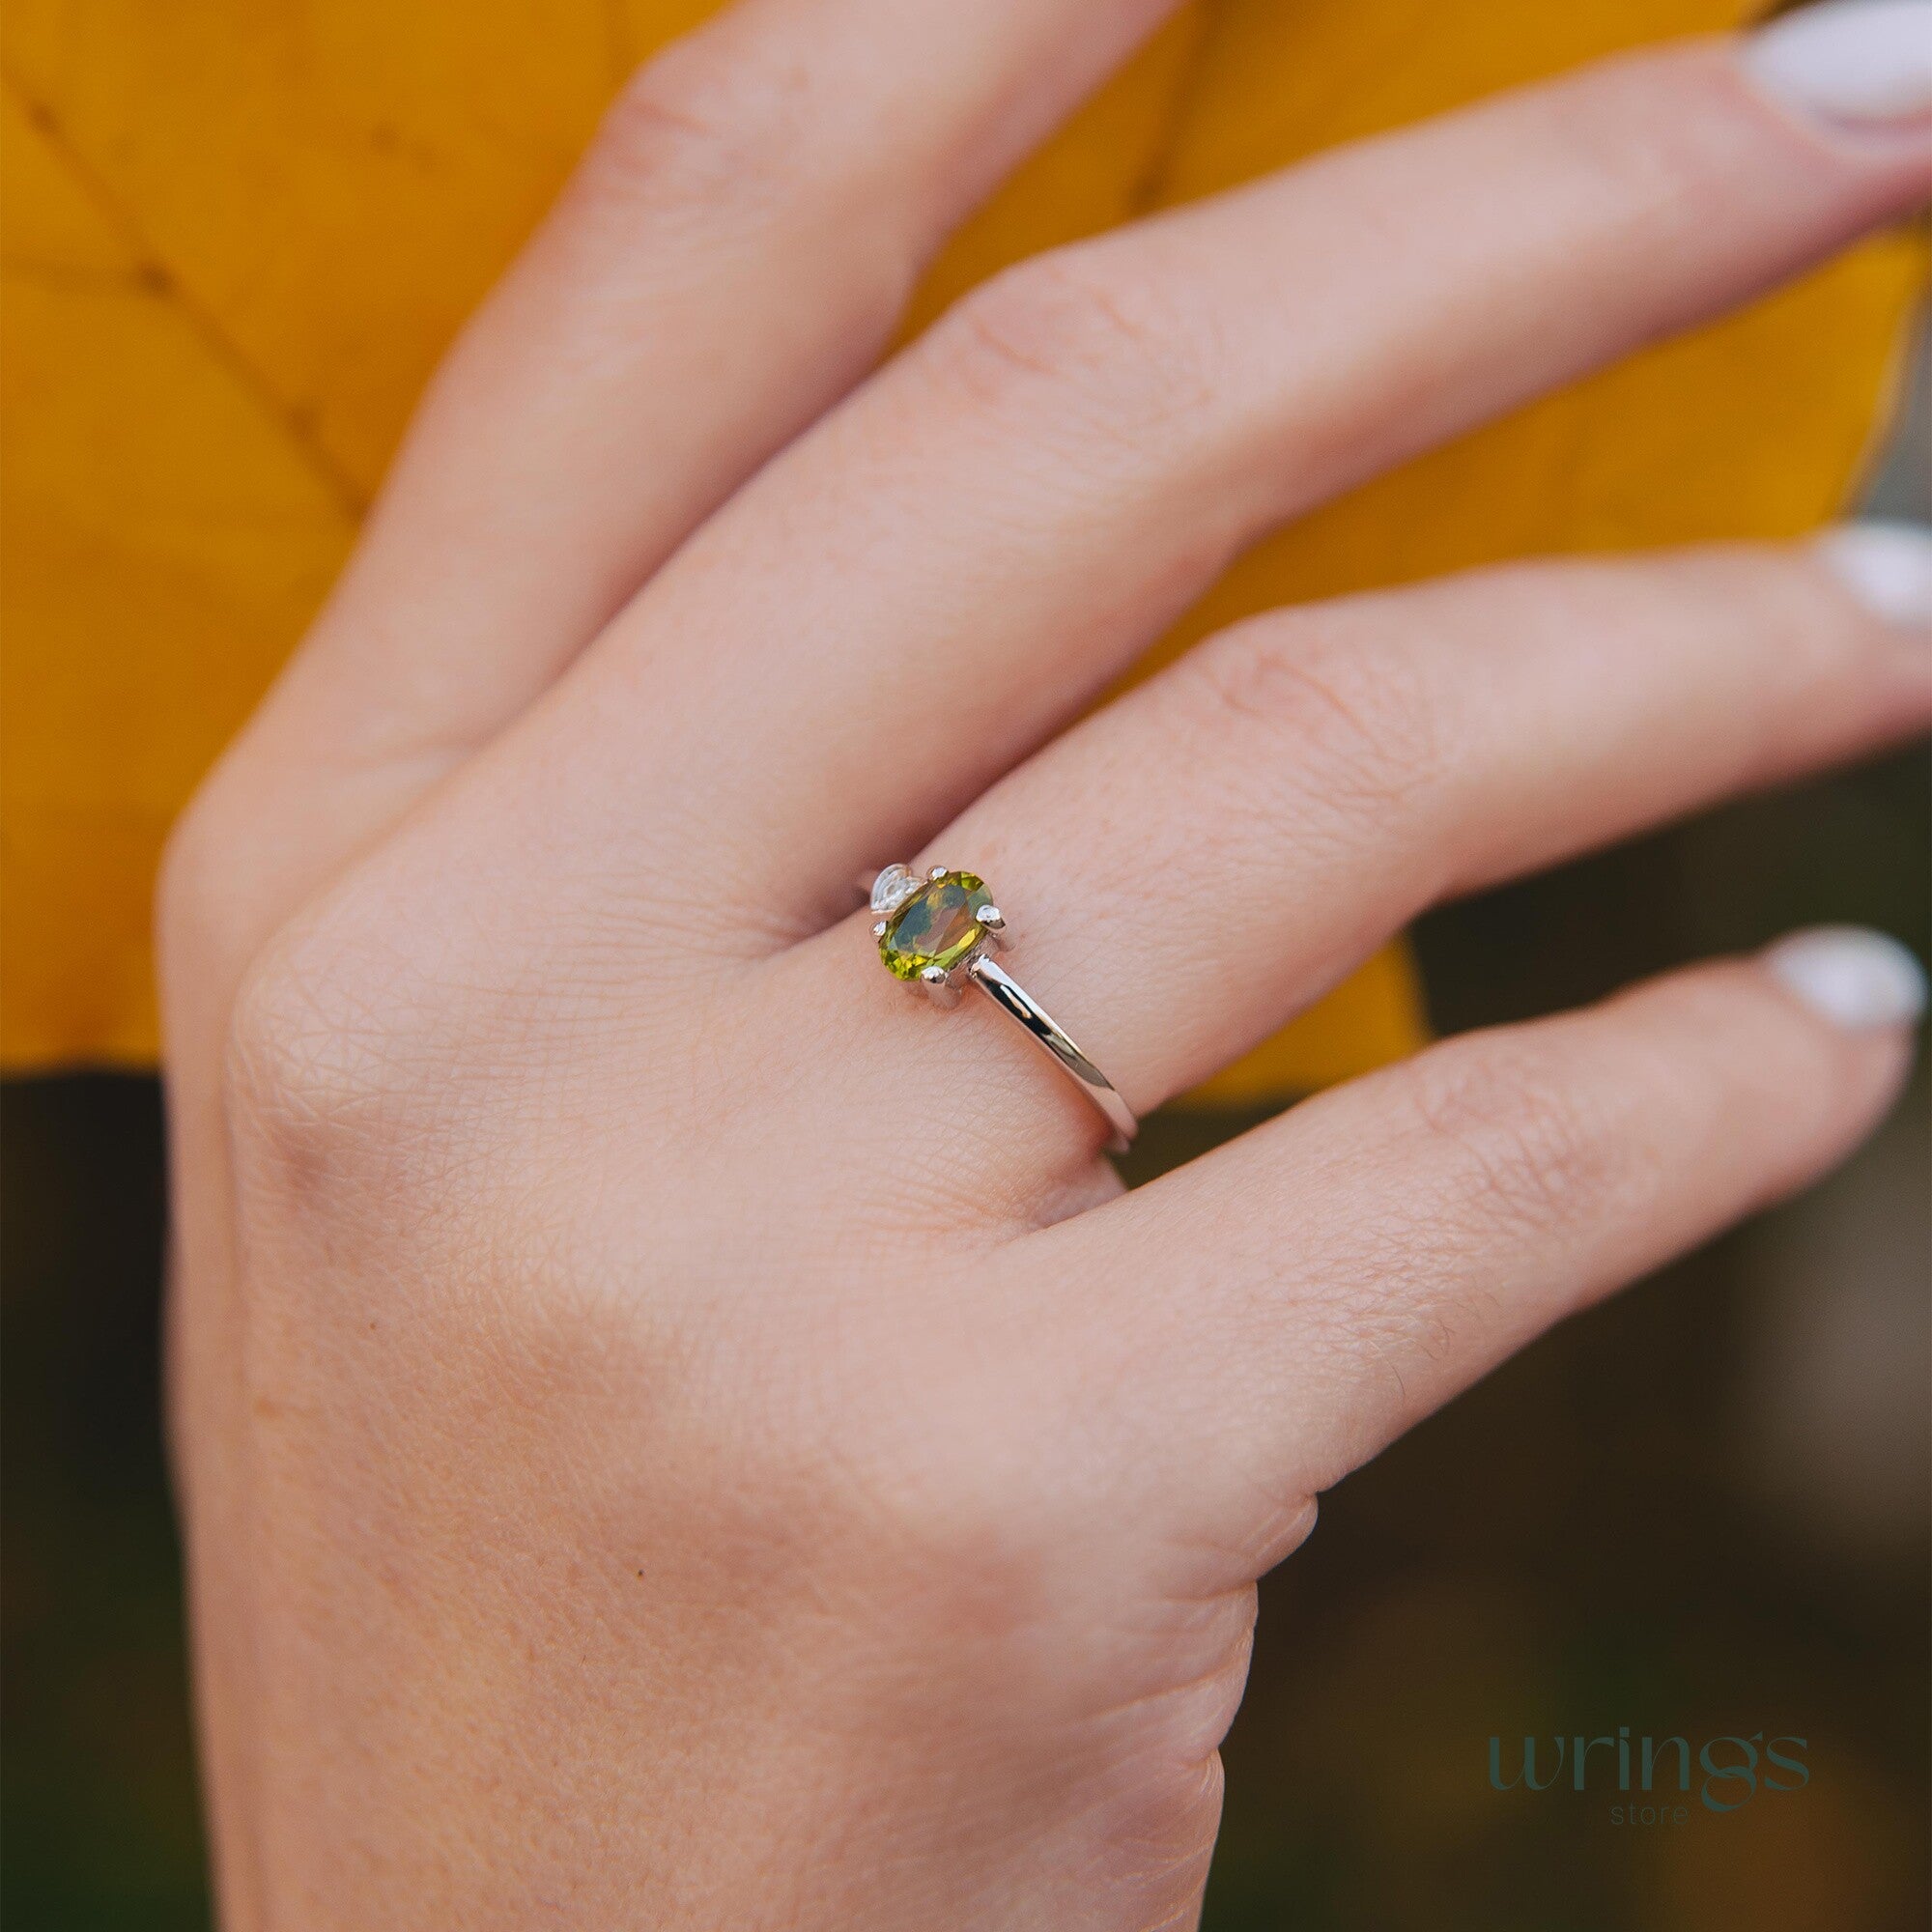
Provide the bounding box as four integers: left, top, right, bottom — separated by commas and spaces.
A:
156, 2, 1932, 1924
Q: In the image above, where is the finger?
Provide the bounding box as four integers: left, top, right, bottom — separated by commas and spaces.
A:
550, 26, 1932, 922
907, 532, 1932, 1137
1024, 938, 1923, 1566
190, 0, 1180, 916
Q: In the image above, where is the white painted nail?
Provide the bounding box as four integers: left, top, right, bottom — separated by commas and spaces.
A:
1815, 520, 1932, 627
1765, 926, 1927, 1030
1745, 1, 1932, 127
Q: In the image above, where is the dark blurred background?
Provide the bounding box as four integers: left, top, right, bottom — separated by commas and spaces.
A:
5, 345, 1928, 1931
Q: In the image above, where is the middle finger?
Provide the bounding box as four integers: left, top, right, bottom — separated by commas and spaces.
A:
528, 26, 1932, 930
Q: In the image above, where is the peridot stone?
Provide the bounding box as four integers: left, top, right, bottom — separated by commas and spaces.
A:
880, 872, 992, 980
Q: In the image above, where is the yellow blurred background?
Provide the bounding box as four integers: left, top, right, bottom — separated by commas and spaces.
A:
2, 0, 1922, 1087
2, 4, 1927, 1927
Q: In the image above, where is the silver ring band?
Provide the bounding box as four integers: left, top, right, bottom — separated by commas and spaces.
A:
965, 954, 1137, 1152
867, 865, 1138, 1153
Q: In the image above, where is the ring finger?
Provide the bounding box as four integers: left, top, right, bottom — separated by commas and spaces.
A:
819, 531, 1932, 1172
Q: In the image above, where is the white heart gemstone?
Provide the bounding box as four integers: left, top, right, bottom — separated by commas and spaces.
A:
870, 864, 919, 915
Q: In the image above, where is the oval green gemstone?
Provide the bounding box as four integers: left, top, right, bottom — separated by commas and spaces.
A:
880, 872, 991, 980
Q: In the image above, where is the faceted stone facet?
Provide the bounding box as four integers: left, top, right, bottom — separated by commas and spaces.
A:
879, 871, 992, 980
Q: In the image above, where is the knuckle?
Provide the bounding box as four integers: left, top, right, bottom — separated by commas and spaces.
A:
584, 34, 818, 220
221, 917, 429, 1180
1399, 1037, 1644, 1242
1179, 619, 1448, 823
924, 249, 1218, 438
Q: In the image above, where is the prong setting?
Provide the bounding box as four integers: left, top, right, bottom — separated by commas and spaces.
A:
864, 861, 1135, 1149
873, 864, 998, 990
919, 963, 961, 1008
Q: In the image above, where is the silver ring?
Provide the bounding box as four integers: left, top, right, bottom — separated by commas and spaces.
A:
866, 865, 1138, 1153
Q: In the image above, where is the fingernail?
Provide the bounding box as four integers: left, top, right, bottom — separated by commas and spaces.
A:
1815, 520, 1932, 627
1765, 926, 1928, 1029
1744, 1, 1932, 127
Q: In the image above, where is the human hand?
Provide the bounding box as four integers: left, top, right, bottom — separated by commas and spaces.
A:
159, 2, 1932, 1924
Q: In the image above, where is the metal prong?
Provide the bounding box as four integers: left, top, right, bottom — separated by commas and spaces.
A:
920, 964, 961, 1008
979, 906, 1004, 930
928, 865, 949, 881
872, 921, 889, 938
